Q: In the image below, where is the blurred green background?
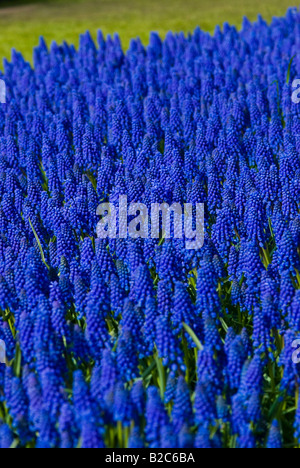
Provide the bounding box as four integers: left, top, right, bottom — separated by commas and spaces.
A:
0, 0, 297, 63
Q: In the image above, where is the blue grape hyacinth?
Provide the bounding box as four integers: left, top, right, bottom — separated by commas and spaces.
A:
0, 7, 299, 448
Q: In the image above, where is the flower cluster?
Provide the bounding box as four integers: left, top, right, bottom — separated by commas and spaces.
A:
0, 8, 300, 448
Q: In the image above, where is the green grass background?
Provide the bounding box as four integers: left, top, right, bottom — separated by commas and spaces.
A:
0, 0, 298, 64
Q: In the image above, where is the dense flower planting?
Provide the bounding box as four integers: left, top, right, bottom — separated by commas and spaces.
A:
0, 8, 300, 449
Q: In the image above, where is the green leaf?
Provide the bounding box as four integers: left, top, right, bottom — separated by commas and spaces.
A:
287, 55, 296, 84
13, 343, 22, 378
86, 171, 97, 191
268, 393, 284, 420
28, 218, 50, 270
155, 355, 166, 398
220, 317, 229, 333
182, 322, 203, 351
141, 360, 156, 379
9, 439, 19, 449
